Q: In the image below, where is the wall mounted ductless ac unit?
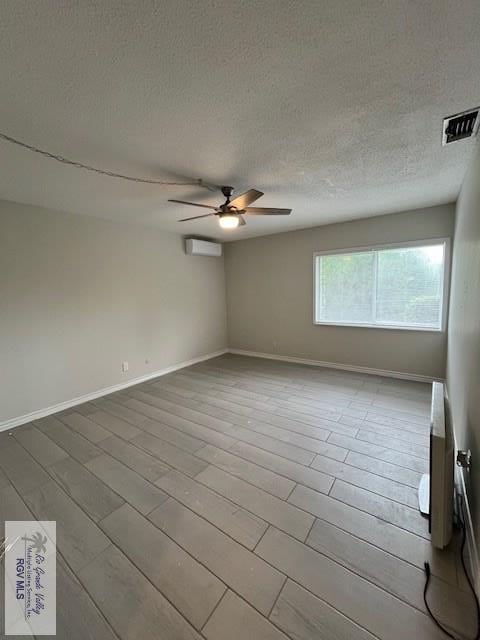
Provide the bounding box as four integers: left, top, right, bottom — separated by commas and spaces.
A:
185, 238, 222, 257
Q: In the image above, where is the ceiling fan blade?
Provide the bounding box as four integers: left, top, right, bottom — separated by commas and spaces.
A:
178, 213, 216, 222
238, 215, 246, 226
169, 199, 217, 210
245, 207, 292, 215
229, 189, 264, 209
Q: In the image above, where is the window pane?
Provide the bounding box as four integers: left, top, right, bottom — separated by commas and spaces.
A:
317, 252, 374, 323
376, 245, 444, 327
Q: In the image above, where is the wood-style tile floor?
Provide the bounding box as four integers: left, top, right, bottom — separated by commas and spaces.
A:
0, 355, 474, 639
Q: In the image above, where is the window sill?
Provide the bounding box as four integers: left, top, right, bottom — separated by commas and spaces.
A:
313, 321, 443, 333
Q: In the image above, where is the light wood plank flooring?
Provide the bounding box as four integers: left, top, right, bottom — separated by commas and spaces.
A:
0, 355, 474, 639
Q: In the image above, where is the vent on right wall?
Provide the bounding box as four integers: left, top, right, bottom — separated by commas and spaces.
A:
442, 108, 479, 144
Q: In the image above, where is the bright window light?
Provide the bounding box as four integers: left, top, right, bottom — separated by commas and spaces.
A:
314, 240, 449, 331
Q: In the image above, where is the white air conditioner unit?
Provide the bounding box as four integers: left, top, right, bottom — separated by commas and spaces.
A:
185, 238, 222, 257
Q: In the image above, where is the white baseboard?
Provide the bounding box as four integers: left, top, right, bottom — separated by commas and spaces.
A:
228, 348, 440, 384
456, 463, 480, 592
0, 349, 228, 432
2, 347, 437, 433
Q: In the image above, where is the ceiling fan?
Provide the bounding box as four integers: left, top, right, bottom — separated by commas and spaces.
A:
168, 186, 292, 229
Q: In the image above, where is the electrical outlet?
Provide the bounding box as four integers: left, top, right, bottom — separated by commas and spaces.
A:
122, 361, 129, 373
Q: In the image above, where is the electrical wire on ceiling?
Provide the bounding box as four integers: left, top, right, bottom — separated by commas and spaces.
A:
423, 493, 480, 640
0, 131, 217, 190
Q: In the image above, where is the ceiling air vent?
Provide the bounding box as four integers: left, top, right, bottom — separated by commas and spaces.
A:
442, 108, 479, 145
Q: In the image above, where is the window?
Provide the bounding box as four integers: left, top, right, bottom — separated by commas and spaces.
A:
314, 240, 449, 331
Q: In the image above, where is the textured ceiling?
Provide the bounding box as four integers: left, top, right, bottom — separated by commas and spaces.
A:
0, 1, 479, 240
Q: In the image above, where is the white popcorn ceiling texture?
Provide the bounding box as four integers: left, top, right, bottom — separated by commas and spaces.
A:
0, 1, 479, 240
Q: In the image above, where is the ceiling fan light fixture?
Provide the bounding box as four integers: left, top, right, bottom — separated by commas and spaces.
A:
170, 186, 291, 226
218, 214, 240, 229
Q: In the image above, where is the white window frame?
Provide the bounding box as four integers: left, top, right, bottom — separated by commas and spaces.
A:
313, 238, 451, 332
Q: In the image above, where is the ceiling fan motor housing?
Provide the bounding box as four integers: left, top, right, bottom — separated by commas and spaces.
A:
221, 185, 234, 199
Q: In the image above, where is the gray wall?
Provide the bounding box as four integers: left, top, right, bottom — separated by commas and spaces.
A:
0, 201, 227, 423
225, 204, 455, 379
447, 145, 480, 563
